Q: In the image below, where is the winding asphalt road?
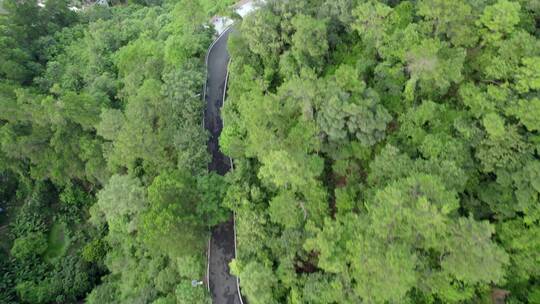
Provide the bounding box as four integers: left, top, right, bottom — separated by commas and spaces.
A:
204, 28, 243, 304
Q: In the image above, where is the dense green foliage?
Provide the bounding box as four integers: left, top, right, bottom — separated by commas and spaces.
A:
2, 0, 540, 303
0, 0, 228, 303
200, 0, 237, 15
222, 0, 540, 303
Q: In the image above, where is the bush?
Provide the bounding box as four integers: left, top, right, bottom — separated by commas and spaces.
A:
16, 280, 55, 304
10, 232, 47, 259
81, 238, 107, 263
175, 281, 210, 304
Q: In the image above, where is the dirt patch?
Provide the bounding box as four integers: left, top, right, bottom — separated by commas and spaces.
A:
491, 288, 510, 304
295, 251, 320, 274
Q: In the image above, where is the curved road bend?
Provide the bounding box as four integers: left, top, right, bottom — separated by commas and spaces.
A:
204, 28, 242, 304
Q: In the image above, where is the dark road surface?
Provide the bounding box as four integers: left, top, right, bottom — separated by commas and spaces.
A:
205, 28, 232, 176
204, 28, 243, 304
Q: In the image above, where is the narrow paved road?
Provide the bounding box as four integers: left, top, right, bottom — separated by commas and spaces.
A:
204, 28, 242, 304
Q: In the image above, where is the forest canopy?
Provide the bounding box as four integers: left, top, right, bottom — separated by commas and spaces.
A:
222, 0, 540, 303
0, 0, 539, 303
0, 0, 227, 303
